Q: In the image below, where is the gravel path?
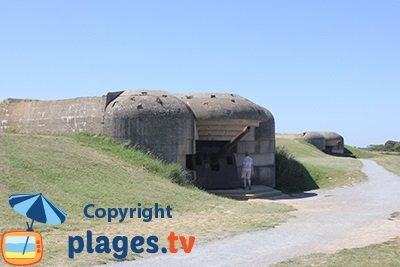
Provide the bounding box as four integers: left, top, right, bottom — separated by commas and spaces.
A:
100, 160, 400, 267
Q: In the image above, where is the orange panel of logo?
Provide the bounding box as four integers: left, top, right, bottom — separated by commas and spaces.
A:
1, 231, 43, 266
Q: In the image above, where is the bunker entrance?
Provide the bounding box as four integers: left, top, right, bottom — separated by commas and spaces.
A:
324, 146, 334, 153
187, 141, 240, 189
186, 126, 251, 189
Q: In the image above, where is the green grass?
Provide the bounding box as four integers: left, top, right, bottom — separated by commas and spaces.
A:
0, 133, 292, 266
272, 237, 400, 267
346, 145, 400, 176
74, 133, 190, 186
345, 145, 378, 159
275, 146, 319, 193
372, 155, 400, 176
276, 138, 366, 190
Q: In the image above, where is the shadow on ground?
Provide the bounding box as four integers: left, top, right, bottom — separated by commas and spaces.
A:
267, 192, 318, 200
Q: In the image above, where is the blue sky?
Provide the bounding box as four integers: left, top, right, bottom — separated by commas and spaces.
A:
0, 1, 399, 147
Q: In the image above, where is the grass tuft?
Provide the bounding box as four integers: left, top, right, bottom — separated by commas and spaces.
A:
74, 133, 193, 186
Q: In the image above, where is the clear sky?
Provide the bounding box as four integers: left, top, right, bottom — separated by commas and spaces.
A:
0, 1, 399, 147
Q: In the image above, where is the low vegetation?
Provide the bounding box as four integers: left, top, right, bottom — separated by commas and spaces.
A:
367, 140, 400, 152
276, 138, 366, 192
346, 146, 400, 176
275, 146, 318, 193
272, 237, 400, 267
344, 145, 378, 159
373, 156, 400, 176
75, 133, 191, 186
0, 133, 292, 266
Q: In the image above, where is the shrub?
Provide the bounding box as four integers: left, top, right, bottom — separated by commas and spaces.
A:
275, 146, 318, 193
368, 140, 400, 152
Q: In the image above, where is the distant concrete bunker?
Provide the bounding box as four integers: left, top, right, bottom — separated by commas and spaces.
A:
303, 131, 344, 154
0, 90, 275, 190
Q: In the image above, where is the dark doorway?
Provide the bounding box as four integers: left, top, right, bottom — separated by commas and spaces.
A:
186, 141, 241, 189
324, 146, 334, 154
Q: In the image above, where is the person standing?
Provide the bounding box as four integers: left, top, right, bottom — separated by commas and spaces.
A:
241, 152, 253, 190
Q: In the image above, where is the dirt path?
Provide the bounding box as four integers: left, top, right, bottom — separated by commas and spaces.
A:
101, 160, 400, 267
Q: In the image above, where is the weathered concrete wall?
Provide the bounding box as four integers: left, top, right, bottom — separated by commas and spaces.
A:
303, 131, 344, 154
0, 97, 104, 134
303, 132, 326, 150
0, 90, 276, 188
103, 90, 195, 164
246, 113, 276, 187
326, 137, 344, 154
178, 93, 276, 187
195, 119, 259, 141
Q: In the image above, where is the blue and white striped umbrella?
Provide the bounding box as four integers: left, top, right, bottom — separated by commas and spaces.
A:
9, 193, 67, 225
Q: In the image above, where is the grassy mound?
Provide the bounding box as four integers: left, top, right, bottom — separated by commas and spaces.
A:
276, 138, 366, 192
75, 133, 191, 186
0, 133, 292, 266
275, 146, 318, 193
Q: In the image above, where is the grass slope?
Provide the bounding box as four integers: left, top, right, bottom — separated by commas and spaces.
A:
346, 146, 400, 176
374, 156, 400, 176
0, 133, 292, 266
273, 237, 400, 267
276, 138, 366, 190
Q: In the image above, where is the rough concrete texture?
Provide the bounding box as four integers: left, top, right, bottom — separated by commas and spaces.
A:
176, 93, 273, 121
177, 93, 275, 186
0, 97, 104, 134
103, 90, 195, 163
0, 90, 276, 187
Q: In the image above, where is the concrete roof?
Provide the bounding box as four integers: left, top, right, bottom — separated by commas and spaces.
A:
303, 131, 343, 141
104, 90, 194, 119
175, 93, 273, 122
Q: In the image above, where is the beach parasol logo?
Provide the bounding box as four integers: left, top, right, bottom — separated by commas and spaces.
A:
1, 193, 67, 266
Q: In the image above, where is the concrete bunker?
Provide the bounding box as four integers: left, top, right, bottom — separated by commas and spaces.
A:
177, 93, 275, 189
303, 131, 344, 154
0, 90, 276, 190
103, 90, 195, 164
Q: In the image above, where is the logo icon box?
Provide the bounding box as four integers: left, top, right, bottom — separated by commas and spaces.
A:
1, 231, 43, 266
